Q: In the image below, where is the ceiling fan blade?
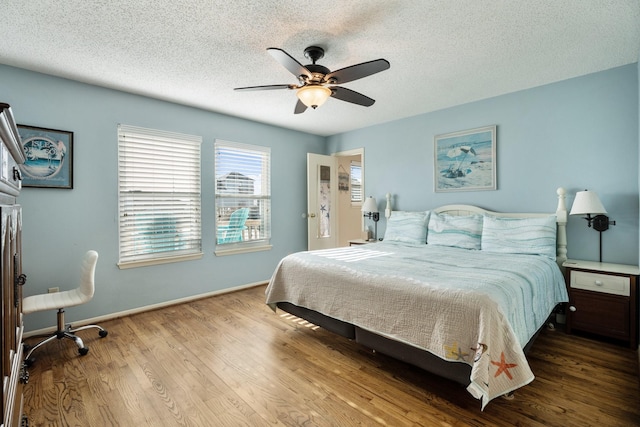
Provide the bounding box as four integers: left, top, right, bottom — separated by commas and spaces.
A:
325, 59, 390, 84
234, 84, 295, 91
267, 48, 312, 80
294, 99, 307, 114
330, 86, 375, 107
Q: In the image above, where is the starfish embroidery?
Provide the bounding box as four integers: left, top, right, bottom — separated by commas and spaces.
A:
491, 351, 517, 380
320, 204, 327, 213
444, 342, 469, 361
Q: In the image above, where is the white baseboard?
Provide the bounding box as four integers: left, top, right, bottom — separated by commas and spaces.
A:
23, 280, 268, 338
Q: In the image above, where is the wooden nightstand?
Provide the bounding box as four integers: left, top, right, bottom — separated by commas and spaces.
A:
563, 259, 639, 348
348, 239, 375, 246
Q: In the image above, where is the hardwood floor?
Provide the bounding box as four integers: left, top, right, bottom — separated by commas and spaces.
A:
23, 285, 640, 426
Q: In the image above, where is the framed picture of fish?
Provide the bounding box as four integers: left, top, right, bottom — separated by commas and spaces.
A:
434, 125, 496, 192
17, 125, 73, 189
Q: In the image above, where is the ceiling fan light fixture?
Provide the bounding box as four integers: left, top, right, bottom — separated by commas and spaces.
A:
235, 47, 389, 114
296, 85, 331, 109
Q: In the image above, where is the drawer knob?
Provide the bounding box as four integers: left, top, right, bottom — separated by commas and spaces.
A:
594, 280, 603, 286
569, 305, 576, 312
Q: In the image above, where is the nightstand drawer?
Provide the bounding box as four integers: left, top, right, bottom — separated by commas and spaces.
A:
570, 271, 629, 296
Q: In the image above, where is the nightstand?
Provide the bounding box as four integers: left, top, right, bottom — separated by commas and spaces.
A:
563, 259, 639, 348
348, 239, 374, 246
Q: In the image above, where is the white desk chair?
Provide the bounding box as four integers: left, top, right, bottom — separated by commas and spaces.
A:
23, 250, 108, 365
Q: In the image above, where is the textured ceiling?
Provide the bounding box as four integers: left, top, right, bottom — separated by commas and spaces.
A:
1, 1, 639, 136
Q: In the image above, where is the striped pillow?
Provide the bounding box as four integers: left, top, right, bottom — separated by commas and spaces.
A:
383, 211, 429, 244
427, 212, 482, 250
481, 215, 557, 259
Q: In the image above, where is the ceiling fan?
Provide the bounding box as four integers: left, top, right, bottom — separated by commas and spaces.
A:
234, 46, 390, 114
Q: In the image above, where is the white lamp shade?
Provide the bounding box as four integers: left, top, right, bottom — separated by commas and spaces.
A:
296, 85, 331, 108
570, 190, 607, 215
362, 196, 378, 213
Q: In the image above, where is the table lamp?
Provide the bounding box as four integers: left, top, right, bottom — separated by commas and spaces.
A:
569, 189, 615, 262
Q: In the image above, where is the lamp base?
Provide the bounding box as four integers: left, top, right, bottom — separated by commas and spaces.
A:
592, 214, 610, 232
590, 214, 616, 262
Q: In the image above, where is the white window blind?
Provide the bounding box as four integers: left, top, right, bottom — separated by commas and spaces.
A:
350, 161, 362, 203
118, 124, 202, 266
215, 140, 271, 250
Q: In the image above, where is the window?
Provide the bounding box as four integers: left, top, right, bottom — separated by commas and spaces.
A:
350, 161, 362, 203
117, 125, 202, 268
215, 140, 271, 254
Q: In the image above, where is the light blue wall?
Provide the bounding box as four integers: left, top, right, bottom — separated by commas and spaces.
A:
2, 63, 638, 331
328, 64, 639, 265
0, 65, 325, 331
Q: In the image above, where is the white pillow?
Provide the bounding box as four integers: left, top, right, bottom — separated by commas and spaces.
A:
383, 211, 429, 244
427, 212, 482, 250
481, 215, 557, 259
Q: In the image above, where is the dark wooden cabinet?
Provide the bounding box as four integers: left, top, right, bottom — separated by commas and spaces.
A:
0, 103, 26, 427
564, 260, 639, 348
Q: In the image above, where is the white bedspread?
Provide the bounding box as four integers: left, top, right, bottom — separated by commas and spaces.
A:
265, 242, 568, 409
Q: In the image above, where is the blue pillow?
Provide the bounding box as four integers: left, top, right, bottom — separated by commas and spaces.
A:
427, 212, 482, 250
481, 215, 557, 259
383, 211, 429, 244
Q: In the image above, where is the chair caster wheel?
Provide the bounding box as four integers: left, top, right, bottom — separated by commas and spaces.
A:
99, 330, 108, 338
79, 347, 89, 356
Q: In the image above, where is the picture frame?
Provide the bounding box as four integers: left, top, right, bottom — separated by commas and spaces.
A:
17, 125, 73, 189
434, 125, 496, 192
338, 170, 349, 191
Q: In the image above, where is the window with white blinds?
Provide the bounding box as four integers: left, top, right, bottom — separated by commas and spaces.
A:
215, 140, 271, 252
118, 124, 202, 267
350, 161, 362, 203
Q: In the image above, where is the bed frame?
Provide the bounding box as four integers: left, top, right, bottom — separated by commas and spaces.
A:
276, 188, 568, 387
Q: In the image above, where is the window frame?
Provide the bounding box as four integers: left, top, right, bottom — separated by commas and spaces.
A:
350, 160, 363, 205
117, 124, 203, 268
214, 139, 272, 256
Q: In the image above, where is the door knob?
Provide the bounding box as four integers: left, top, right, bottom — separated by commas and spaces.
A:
308, 213, 316, 218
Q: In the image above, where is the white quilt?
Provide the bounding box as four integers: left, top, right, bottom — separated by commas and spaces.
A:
265, 242, 568, 409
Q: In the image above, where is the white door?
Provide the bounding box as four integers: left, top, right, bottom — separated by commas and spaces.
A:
307, 153, 338, 250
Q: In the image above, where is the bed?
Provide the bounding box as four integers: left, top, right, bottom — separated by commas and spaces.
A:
265, 188, 569, 409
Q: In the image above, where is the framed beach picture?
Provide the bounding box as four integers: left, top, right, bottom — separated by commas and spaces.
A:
338, 167, 349, 191
17, 125, 73, 189
434, 125, 496, 192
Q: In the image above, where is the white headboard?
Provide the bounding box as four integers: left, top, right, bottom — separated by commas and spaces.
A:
431, 187, 568, 266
